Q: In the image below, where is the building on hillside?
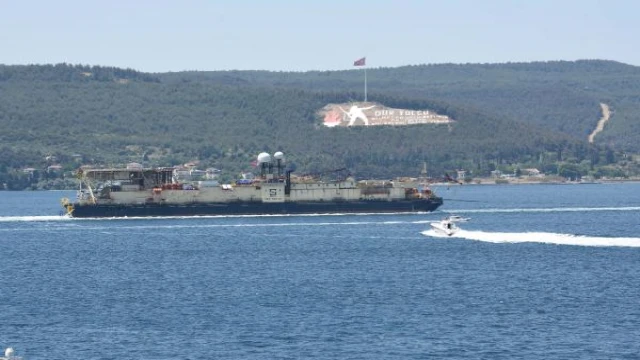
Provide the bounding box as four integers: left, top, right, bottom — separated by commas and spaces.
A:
523, 168, 544, 177
47, 165, 63, 173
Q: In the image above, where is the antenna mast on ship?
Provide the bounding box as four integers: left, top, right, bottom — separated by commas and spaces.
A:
419, 161, 431, 185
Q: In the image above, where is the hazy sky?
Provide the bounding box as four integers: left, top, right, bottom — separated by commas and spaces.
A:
1, 0, 637, 72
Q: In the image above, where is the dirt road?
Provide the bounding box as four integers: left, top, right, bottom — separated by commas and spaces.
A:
588, 103, 610, 143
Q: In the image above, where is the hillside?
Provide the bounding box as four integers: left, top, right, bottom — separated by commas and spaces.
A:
160, 60, 640, 151
0, 61, 639, 189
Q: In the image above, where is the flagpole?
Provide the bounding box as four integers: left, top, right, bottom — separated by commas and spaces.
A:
364, 66, 367, 102
353, 57, 367, 102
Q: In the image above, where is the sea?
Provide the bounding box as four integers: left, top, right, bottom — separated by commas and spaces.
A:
1, 183, 639, 359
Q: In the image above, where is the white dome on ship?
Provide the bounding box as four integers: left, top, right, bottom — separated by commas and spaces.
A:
273, 151, 284, 160
257, 152, 271, 163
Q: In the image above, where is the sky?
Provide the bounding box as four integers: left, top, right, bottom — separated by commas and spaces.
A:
1, 0, 638, 73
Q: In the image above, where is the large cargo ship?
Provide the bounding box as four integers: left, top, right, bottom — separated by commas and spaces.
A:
61, 152, 443, 218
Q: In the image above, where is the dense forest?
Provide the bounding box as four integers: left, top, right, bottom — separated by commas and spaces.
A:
1, 61, 639, 190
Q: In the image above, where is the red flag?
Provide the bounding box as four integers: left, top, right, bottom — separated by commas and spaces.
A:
353, 57, 366, 66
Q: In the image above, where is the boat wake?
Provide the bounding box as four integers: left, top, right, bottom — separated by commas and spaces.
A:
0, 212, 431, 222
79, 220, 412, 231
421, 229, 640, 247
452, 206, 640, 214
0, 215, 71, 222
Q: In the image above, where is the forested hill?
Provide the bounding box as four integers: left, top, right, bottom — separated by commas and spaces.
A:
159, 60, 640, 151
0, 61, 639, 189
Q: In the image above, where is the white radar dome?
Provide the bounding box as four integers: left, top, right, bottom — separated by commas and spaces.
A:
273, 151, 284, 160
257, 152, 271, 163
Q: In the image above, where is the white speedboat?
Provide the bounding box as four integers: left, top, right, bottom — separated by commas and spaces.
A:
430, 218, 459, 236
1, 347, 23, 360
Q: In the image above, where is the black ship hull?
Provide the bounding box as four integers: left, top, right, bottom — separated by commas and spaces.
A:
68, 198, 443, 218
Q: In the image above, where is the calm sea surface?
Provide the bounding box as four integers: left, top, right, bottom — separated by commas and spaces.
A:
1, 183, 640, 359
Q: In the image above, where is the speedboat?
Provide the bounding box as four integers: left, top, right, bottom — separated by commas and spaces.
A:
1, 347, 23, 360
430, 218, 459, 236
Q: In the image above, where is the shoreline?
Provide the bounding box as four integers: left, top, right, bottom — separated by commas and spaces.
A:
2, 178, 640, 191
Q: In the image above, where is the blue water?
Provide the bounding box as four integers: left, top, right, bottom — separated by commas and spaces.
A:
1, 183, 640, 359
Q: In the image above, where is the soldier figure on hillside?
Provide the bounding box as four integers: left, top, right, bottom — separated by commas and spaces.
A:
339, 104, 376, 126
